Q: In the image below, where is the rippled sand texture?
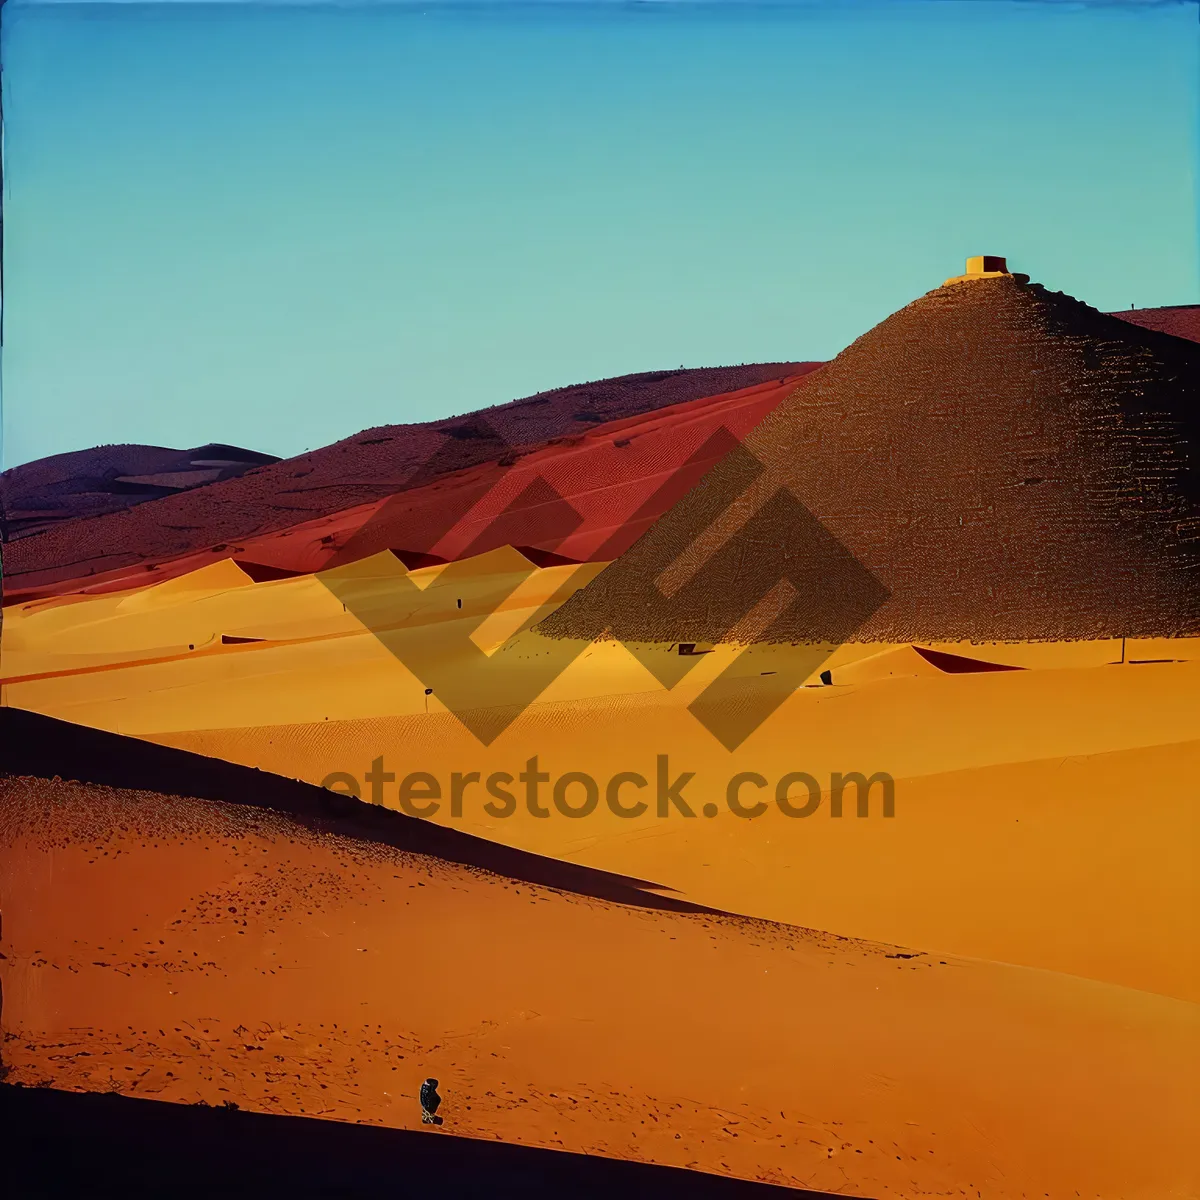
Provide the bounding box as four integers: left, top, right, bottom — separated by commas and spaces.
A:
3, 775, 1197, 1200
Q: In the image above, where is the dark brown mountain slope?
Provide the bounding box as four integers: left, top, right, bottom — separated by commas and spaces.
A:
540, 274, 1200, 644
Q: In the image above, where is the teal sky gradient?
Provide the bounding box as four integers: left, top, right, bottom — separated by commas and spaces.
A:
2, 0, 1197, 467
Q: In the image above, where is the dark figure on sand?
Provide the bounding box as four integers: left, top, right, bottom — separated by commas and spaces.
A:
420, 1078, 443, 1126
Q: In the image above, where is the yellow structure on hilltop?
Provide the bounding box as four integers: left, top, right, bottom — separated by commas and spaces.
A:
943, 254, 1030, 286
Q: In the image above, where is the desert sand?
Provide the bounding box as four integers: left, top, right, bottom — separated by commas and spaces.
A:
3, 772, 1197, 1200
3, 550, 1198, 1005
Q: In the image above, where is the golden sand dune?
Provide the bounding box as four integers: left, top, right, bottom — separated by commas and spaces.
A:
0, 551, 606, 702
5, 549, 1196, 725
148, 700, 1200, 1003
3, 552, 1198, 1003
115, 557, 262, 610
2, 776, 1196, 1200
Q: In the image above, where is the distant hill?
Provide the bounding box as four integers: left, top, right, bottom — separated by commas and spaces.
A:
0, 363, 817, 602
1108, 304, 1200, 344
0, 442, 279, 540
541, 279, 1200, 645
3, 304, 1192, 601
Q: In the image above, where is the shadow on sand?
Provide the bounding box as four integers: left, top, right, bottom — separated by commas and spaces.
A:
0, 1084, 867, 1199
0, 708, 715, 914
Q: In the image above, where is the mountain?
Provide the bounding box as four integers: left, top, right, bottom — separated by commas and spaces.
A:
0, 363, 818, 602
1109, 303, 1200, 345
0, 443, 279, 541
539, 263, 1200, 644
5, 301, 1191, 604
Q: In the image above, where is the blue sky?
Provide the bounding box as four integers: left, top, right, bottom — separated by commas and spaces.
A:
2, 0, 1197, 467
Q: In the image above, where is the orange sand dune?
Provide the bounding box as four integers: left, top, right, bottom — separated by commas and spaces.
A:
150, 700, 1200, 1004
4, 553, 1199, 999
2, 777, 1196, 1200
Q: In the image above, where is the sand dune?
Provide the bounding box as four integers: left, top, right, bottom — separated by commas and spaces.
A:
0, 550, 606, 706
4, 549, 1198, 999
139, 672, 1200, 1004
0, 707, 711, 913
2, 772, 1196, 1200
